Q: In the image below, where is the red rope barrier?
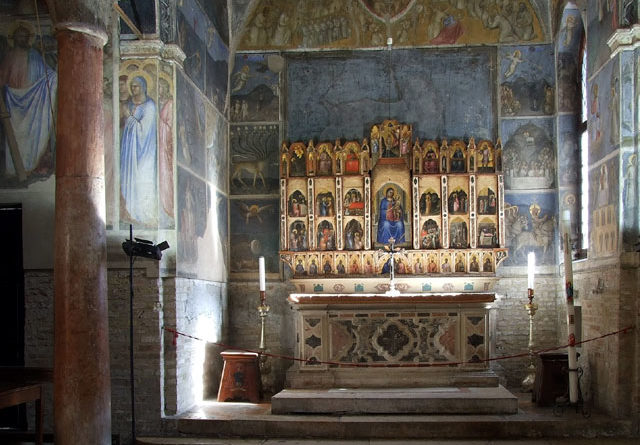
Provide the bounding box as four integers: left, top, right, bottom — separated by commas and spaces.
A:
162, 325, 634, 369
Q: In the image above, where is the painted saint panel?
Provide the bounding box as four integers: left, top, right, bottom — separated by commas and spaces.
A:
0, 16, 57, 187
557, 5, 584, 55
622, 152, 637, 250
177, 11, 205, 91
120, 59, 158, 228
231, 53, 280, 122
620, 50, 634, 143
201, 0, 229, 45
589, 157, 619, 258
557, 52, 579, 114
586, 0, 617, 77
287, 48, 496, 142
230, 124, 279, 195
230, 197, 279, 275
499, 45, 555, 117
557, 114, 580, 188
176, 70, 206, 177
158, 61, 175, 229
501, 118, 555, 190
588, 56, 620, 163
205, 30, 229, 111
177, 167, 208, 274
206, 101, 228, 193
503, 191, 557, 266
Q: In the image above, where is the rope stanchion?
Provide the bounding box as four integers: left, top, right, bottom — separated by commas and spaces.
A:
162, 325, 634, 369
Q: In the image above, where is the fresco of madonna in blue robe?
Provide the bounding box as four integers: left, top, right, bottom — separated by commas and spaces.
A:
120, 75, 157, 226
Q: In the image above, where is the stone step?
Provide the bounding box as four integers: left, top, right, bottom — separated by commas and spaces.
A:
271, 385, 518, 415
157, 393, 632, 441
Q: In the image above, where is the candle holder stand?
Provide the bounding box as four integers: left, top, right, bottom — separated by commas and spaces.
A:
257, 298, 271, 397
521, 288, 538, 392
553, 366, 590, 418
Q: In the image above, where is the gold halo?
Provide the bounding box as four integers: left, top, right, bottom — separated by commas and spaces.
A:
529, 203, 541, 214
8, 20, 35, 40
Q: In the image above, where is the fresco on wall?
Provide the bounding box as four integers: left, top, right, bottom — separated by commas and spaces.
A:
503, 191, 557, 266
230, 198, 279, 276
119, 0, 157, 36
205, 30, 228, 111
560, 189, 580, 246
206, 101, 228, 193
0, 15, 57, 187
230, 124, 279, 195
556, 52, 579, 114
178, 10, 205, 91
588, 56, 619, 163
177, 70, 206, 177
177, 167, 209, 274
103, 41, 115, 228
557, 4, 584, 55
202, 0, 229, 45
499, 45, 555, 117
215, 190, 229, 276
230, 53, 280, 123
239, 0, 546, 50
158, 61, 175, 229
501, 118, 555, 190
589, 157, 619, 258
586, 0, 617, 76
119, 59, 158, 229
557, 114, 580, 188
620, 51, 634, 145
287, 48, 496, 142
622, 152, 637, 250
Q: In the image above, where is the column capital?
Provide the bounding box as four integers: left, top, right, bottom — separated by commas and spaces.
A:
54, 21, 109, 46
607, 24, 640, 57
120, 40, 186, 67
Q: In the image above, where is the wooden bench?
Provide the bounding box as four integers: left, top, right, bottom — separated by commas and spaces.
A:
0, 382, 43, 445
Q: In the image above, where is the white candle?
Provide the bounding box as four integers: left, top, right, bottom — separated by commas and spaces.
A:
527, 252, 535, 290
258, 256, 266, 291
561, 210, 579, 404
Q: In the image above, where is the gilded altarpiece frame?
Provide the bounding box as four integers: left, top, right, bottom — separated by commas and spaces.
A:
278, 121, 508, 292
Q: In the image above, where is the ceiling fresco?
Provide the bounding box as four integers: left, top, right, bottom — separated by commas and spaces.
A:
237, 0, 548, 50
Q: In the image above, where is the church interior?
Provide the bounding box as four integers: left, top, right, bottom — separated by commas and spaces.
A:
0, 0, 639, 444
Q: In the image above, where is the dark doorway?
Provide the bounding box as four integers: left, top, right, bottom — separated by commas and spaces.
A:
0, 204, 26, 428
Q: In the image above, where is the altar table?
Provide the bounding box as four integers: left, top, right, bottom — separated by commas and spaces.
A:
286, 293, 496, 389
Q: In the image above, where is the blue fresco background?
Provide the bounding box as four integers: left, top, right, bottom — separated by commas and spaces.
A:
286, 48, 497, 142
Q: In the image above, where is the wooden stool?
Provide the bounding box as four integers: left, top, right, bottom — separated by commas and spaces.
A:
217, 351, 261, 403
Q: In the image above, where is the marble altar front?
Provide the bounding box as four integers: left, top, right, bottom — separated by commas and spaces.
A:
286, 292, 497, 389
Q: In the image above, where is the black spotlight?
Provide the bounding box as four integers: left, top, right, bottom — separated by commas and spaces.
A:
122, 237, 170, 260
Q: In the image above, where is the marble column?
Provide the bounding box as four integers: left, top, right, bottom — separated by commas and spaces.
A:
53, 23, 111, 445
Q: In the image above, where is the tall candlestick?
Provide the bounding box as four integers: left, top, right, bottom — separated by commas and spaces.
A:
527, 251, 535, 291
258, 256, 266, 304
258, 257, 266, 291
561, 210, 579, 404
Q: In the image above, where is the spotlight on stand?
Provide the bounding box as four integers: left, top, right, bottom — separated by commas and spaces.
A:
122, 237, 170, 260
122, 225, 169, 442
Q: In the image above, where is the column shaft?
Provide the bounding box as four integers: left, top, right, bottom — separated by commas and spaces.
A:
53, 28, 111, 445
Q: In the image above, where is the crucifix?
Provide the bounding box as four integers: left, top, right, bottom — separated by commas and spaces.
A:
377, 236, 405, 296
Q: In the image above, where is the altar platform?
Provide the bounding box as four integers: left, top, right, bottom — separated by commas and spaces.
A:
139, 392, 633, 441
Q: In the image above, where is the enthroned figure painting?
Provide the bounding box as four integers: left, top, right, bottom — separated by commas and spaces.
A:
374, 183, 409, 247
